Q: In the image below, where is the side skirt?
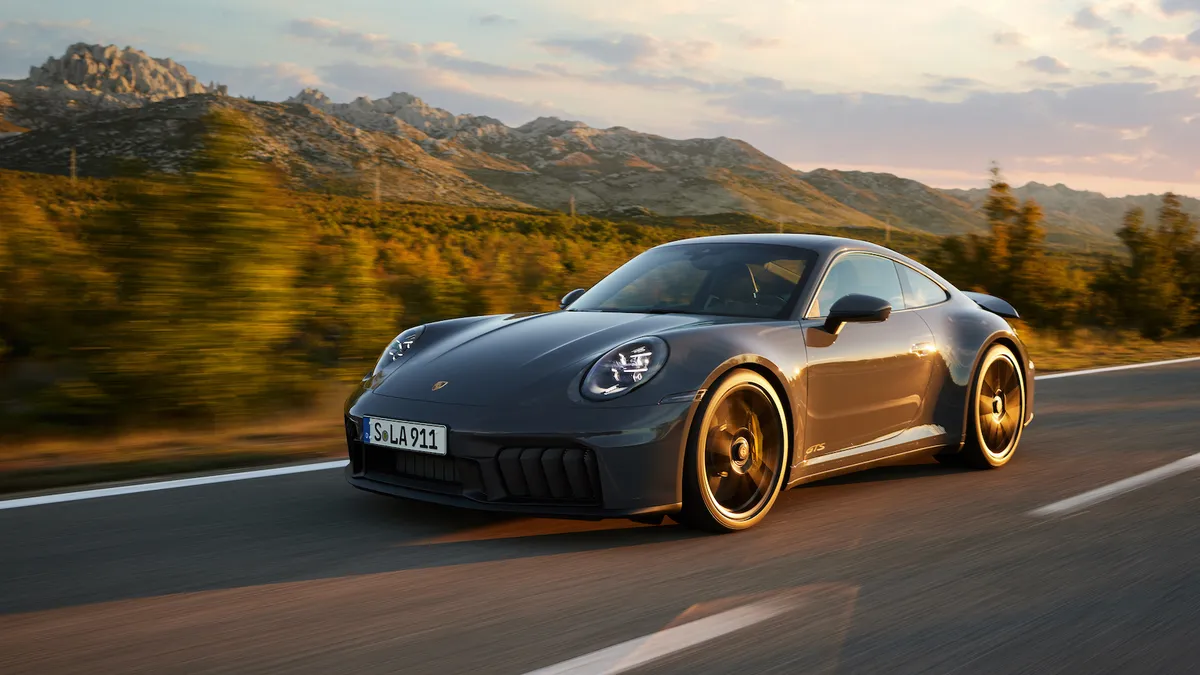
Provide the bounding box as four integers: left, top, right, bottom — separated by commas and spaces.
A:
785, 444, 948, 488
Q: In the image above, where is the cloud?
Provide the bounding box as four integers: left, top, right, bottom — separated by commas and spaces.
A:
1129, 30, 1200, 60
1160, 0, 1200, 14
283, 18, 541, 80
538, 33, 716, 69
1117, 64, 1157, 77
1069, 6, 1116, 32
741, 76, 785, 92
702, 81, 1200, 189
1021, 55, 1072, 74
739, 34, 781, 49
174, 42, 206, 55
426, 53, 541, 79
285, 18, 420, 61
924, 75, 986, 94
0, 19, 97, 78
601, 69, 716, 91
315, 62, 579, 126
993, 31, 1027, 47
183, 61, 325, 99
477, 14, 516, 26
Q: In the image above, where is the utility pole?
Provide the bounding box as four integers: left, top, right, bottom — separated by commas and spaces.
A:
568, 193, 576, 220
69, 146, 77, 182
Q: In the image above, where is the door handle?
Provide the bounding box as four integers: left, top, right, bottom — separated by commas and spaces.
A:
910, 341, 936, 356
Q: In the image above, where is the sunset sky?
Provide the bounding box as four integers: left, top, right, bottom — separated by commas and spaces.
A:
3, 0, 1200, 196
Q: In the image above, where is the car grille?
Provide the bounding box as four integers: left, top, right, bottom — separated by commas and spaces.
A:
492, 447, 600, 503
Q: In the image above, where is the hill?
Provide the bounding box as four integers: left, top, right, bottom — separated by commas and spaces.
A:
1, 43, 1196, 247
797, 168, 984, 236
942, 182, 1200, 238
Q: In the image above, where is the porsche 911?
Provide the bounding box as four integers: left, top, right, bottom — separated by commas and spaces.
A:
344, 234, 1034, 532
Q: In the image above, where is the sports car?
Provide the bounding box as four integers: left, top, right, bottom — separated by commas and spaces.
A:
344, 234, 1034, 532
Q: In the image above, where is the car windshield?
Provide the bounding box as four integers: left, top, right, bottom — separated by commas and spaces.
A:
568, 243, 819, 319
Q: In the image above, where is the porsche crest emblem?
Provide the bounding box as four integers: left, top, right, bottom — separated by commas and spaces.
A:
432, 381, 449, 391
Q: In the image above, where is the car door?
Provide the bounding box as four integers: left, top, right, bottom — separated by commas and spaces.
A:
801, 253, 937, 462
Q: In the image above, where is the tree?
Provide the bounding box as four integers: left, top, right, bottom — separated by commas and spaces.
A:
90, 108, 312, 422
1107, 204, 1195, 339
0, 175, 113, 360
980, 163, 1019, 290
1157, 193, 1200, 327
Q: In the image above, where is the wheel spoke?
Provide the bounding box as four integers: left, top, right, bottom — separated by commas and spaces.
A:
746, 460, 771, 489
988, 417, 1003, 449
1000, 362, 1017, 393
999, 414, 1016, 446
978, 395, 992, 417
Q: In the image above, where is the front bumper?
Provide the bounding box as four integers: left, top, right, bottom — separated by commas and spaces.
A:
344, 390, 694, 518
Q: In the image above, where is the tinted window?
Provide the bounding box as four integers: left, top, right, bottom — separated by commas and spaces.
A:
810, 254, 906, 317
570, 243, 819, 319
602, 259, 707, 310
898, 265, 949, 308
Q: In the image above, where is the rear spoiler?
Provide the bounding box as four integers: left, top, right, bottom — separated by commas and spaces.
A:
962, 292, 1020, 320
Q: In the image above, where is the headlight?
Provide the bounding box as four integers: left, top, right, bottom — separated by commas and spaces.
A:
581, 337, 668, 401
372, 325, 425, 378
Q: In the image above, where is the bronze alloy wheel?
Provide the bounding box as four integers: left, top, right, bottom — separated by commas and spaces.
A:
961, 344, 1025, 469
676, 370, 788, 532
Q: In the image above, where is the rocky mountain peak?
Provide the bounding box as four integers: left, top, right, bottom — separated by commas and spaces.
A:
287, 88, 333, 107
515, 116, 591, 136
27, 42, 214, 99
0, 43, 226, 130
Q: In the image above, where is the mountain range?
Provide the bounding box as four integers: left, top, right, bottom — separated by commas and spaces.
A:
2, 43, 1197, 247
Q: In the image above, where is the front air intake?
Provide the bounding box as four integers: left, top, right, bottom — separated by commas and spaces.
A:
493, 447, 600, 503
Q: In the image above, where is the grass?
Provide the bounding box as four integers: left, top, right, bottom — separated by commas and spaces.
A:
1, 333, 1197, 496
0, 389, 348, 495
1020, 327, 1200, 373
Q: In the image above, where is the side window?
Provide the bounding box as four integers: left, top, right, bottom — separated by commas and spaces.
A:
810, 254, 906, 318
898, 265, 949, 309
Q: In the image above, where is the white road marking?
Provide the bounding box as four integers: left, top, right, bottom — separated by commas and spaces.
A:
2, 355, 1198, 512
0, 460, 349, 511
523, 599, 790, 675
1029, 452, 1200, 517
1034, 355, 1200, 381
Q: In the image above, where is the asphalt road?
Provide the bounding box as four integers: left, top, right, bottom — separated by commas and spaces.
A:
2, 362, 1199, 674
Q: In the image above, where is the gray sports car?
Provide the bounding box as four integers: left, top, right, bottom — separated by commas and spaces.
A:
344, 234, 1034, 532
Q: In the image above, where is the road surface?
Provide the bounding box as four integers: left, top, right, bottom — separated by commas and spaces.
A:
1, 361, 1198, 674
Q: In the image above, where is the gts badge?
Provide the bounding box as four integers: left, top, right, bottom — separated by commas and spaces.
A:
805, 443, 825, 457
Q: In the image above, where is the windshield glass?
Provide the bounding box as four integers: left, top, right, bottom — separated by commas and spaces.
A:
569, 243, 819, 319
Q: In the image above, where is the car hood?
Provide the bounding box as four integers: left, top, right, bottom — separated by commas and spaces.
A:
370, 310, 712, 406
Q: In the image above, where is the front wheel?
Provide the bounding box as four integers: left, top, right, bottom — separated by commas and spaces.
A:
674, 370, 789, 532
959, 344, 1026, 469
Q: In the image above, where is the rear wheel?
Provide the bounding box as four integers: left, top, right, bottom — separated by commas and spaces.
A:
959, 344, 1025, 469
675, 370, 788, 532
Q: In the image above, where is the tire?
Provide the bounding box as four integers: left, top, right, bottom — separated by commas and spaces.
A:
959, 344, 1026, 469
674, 370, 789, 532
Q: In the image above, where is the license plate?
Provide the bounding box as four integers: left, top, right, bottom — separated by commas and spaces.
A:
361, 416, 447, 456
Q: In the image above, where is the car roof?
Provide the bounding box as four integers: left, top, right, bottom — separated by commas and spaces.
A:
655, 232, 899, 258
654, 232, 956, 291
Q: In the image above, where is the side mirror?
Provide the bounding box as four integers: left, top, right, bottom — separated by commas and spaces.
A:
823, 293, 891, 334
560, 288, 587, 310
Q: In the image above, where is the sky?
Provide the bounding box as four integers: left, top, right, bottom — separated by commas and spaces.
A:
2, 0, 1200, 197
